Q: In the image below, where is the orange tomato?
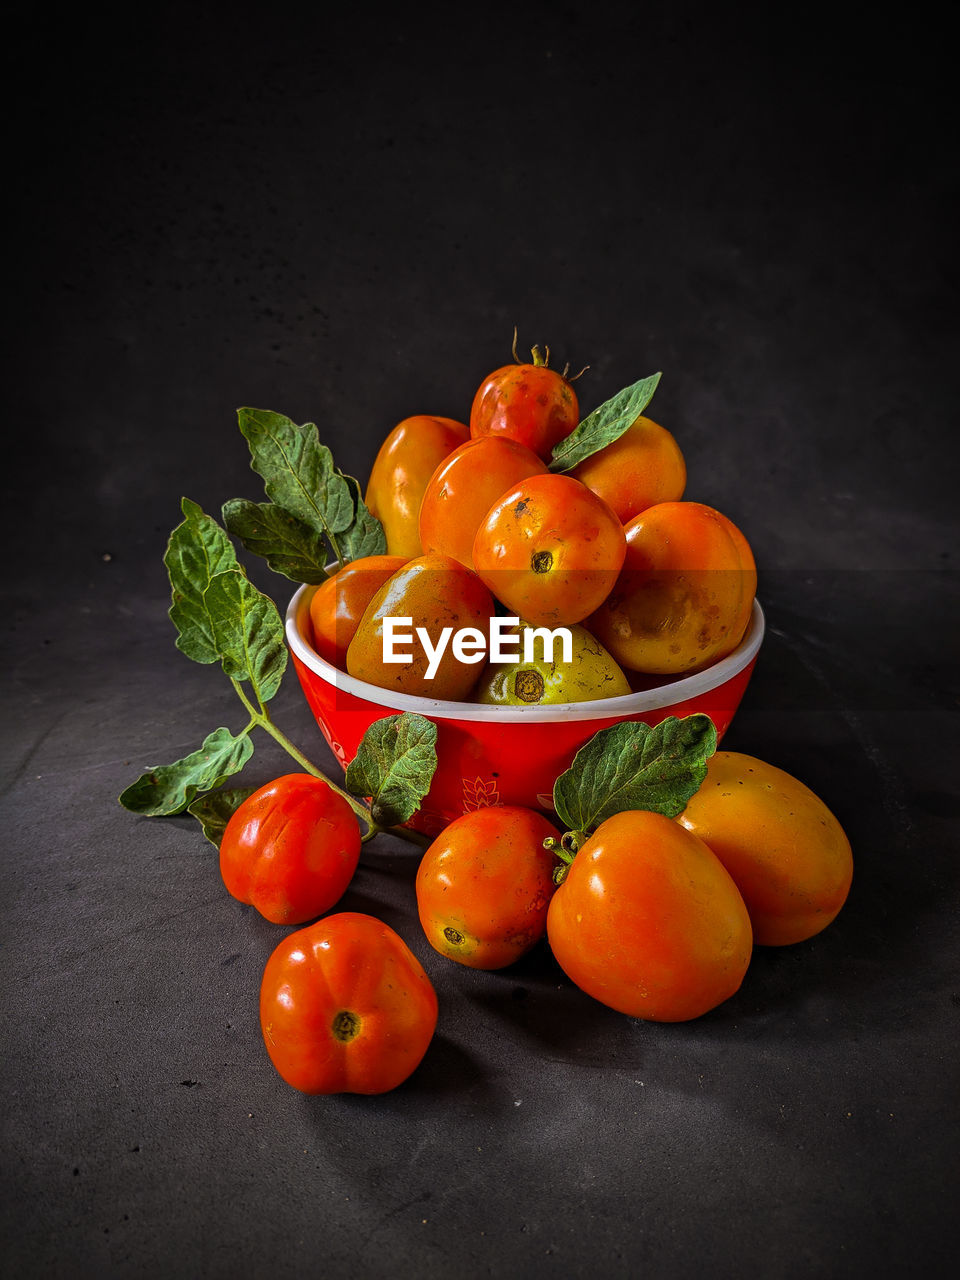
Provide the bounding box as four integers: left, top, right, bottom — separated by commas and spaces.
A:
345, 552, 496, 700
309, 554, 408, 669
418, 436, 548, 569
677, 752, 853, 946
472, 473, 626, 626
364, 414, 470, 557
588, 501, 756, 675
570, 415, 686, 523
470, 351, 579, 460
546, 810, 753, 1022
416, 806, 559, 969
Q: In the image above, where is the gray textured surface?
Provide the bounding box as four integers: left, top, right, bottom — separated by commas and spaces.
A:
3, 6, 957, 1278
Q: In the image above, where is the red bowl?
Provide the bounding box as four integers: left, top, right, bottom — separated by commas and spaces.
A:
285, 586, 765, 837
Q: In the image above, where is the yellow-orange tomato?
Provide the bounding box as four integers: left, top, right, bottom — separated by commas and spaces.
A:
677, 752, 854, 946
346, 553, 495, 700
365, 415, 470, 557
570, 415, 686, 523
309, 555, 408, 669
418, 436, 549, 569
416, 806, 559, 969
588, 501, 756, 675
472, 473, 626, 626
546, 810, 753, 1022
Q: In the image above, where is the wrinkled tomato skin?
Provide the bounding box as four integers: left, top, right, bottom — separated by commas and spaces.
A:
588, 501, 756, 675
346, 552, 496, 699
570, 415, 687, 523
470, 363, 579, 461
419, 437, 548, 569
259, 912, 439, 1095
416, 806, 559, 969
677, 752, 854, 946
219, 774, 361, 925
365, 415, 470, 558
546, 810, 753, 1022
472, 473, 626, 626
309, 554, 408, 669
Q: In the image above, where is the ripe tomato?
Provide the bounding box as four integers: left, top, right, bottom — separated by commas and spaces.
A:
219, 774, 361, 925
345, 552, 495, 699
365, 414, 470, 557
470, 345, 579, 460
570, 415, 686, 524
416, 806, 559, 969
546, 810, 753, 1021
418, 436, 548, 569
472, 473, 626, 626
260, 912, 438, 1095
677, 752, 854, 946
309, 554, 408, 669
588, 501, 756, 675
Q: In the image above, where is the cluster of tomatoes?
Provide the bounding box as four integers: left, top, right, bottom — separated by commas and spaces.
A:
222, 342, 853, 1096
309, 344, 757, 704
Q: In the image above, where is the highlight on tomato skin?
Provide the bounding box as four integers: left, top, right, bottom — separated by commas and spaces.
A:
259, 912, 439, 1095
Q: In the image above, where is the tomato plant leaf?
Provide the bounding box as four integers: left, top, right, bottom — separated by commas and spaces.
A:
338, 474, 388, 560
165, 498, 244, 664
345, 712, 438, 828
118, 727, 255, 816
221, 498, 331, 585
548, 372, 662, 473
187, 784, 259, 847
553, 714, 717, 835
203, 570, 287, 703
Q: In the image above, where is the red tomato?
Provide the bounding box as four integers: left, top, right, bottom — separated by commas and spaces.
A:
415, 806, 559, 969
219, 774, 361, 925
546, 810, 753, 1021
309, 554, 408, 669
472, 472, 626, 626
260, 912, 439, 1095
470, 346, 579, 460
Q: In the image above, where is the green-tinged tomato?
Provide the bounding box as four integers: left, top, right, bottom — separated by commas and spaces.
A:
474, 621, 631, 705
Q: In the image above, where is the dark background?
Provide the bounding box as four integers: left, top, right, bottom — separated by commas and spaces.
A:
3, 5, 958, 1278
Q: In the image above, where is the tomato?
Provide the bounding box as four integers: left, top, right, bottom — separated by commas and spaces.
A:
346, 552, 496, 700
472, 473, 626, 626
418, 436, 548, 569
474, 620, 630, 704
546, 810, 753, 1021
470, 345, 579, 460
365, 414, 470, 557
309, 554, 408, 669
588, 501, 756, 675
416, 806, 559, 969
677, 752, 853, 946
260, 912, 438, 1095
219, 774, 361, 925
570, 415, 686, 523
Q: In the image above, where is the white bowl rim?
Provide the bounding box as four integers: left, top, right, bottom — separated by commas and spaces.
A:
285, 585, 764, 724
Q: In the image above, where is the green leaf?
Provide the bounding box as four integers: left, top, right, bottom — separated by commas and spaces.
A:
345, 712, 438, 828
338, 474, 387, 560
222, 498, 331, 585
165, 498, 243, 663
118, 727, 255, 816
548, 372, 662, 473
552, 714, 718, 835
203, 570, 287, 703
187, 785, 259, 847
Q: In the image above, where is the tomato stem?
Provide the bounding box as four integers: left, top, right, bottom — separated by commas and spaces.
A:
543, 830, 587, 885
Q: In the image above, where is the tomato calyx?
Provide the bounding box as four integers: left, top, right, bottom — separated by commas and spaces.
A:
509, 326, 588, 383
543, 830, 588, 885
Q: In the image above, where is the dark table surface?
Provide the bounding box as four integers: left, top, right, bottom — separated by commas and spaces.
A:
4, 7, 957, 1278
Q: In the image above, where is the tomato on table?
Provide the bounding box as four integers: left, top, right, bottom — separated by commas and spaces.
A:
416, 806, 560, 969
470, 342, 580, 461
260, 912, 439, 1095
472, 473, 626, 626
219, 773, 361, 925
365, 414, 470, 557
546, 809, 753, 1021
309, 554, 408, 669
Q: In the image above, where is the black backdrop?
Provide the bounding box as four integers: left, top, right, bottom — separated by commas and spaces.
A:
4, 6, 958, 1278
